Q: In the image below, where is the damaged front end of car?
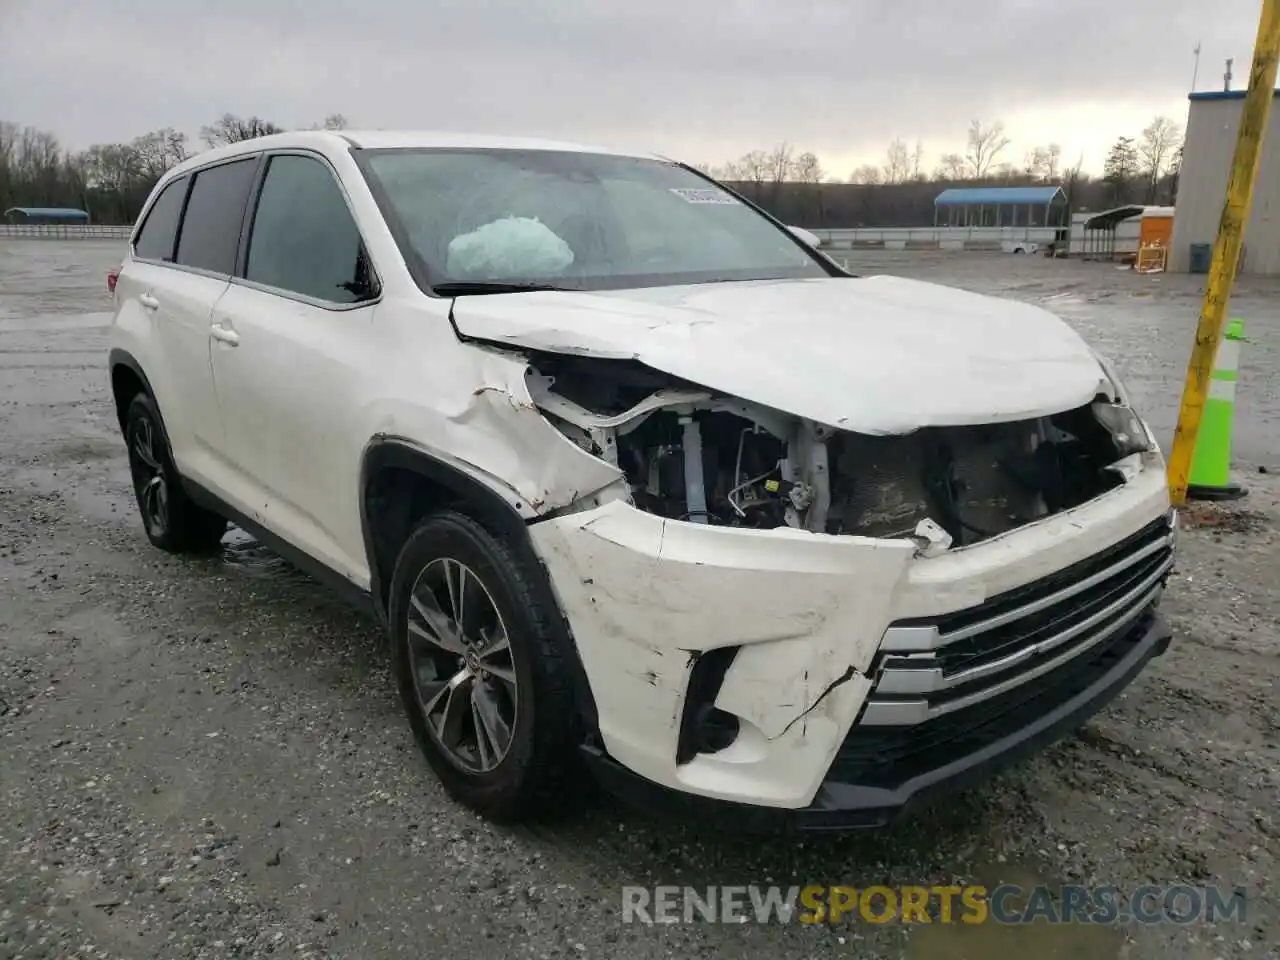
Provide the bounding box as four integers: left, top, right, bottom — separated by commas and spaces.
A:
523, 349, 1156, 550
457, 341, 1171, 817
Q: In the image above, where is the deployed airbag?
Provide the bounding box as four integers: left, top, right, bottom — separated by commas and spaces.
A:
446, 216, 575, 279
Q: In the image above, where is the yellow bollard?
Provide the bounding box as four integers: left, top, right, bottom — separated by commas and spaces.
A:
1167, 0, 1280, 507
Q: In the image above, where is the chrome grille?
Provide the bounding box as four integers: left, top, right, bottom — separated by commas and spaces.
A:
859, 511, 1176, 726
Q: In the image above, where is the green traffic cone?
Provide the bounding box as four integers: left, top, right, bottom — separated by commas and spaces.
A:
1187, 318, 1248, 501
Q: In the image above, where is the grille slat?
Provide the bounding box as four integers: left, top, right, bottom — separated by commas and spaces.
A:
929, 550, 1171, 691
936, 545, 1172, 675
829, 608, 1156, 788
869, 512, 1174, 709
837, 510, 1176, 772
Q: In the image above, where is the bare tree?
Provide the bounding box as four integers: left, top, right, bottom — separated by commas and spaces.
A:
1025, 144, 1062, 181
1138, 116, 1183, 203
910, 139, 925, 181
965, 120, 1011, 179
847, 164, 884, 185
718, 149, 770, 184
1166, 144, 1184, 203
935, 152, 968, 180
80, 142, 143, 221
766, 141, 794, 183
131, 129, 188, 180
792, 151, 824, 183
1062, 152, 1087, 207
200, 113, 283, 148
883, 138, 911, 184
312, 113, 350, 131
1044, 143, 1061, 180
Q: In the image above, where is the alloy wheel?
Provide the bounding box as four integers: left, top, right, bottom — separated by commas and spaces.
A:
406, 557, 518, 773
128, 416, 169, 538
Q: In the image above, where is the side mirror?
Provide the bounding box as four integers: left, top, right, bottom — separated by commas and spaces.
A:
787, 225, 821, 247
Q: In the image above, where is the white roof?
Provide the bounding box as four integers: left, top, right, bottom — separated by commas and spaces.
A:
166, 129, 662, 180
343, 129, 659, 159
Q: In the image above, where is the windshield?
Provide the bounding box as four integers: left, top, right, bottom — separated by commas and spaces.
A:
358, 148, 835, 293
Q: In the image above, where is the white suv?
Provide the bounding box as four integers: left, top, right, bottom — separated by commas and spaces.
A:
108, 130, 1175, 831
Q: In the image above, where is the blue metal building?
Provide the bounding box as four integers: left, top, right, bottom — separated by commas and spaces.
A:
933, 186, 1068, 228
4, 207, 91, 225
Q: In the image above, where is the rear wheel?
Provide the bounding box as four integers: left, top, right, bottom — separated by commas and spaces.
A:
388, 510, 579, 821
124, 393, 226, 554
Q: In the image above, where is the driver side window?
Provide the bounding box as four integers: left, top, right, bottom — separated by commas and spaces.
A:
244, 155, 376, 304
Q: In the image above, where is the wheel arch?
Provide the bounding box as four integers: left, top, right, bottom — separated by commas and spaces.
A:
109, 348, 154, 430
359, 436, 601, 742
108, 348, 181, 469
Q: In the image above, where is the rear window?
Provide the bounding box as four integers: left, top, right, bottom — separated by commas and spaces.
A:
133, 176, 188, 261
175, 157, 258, 275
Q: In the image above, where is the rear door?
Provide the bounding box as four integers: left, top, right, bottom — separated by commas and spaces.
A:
118, 156, 259, 484
208, 151, 380, 581
114, 173, 217, 470
161, 155, 261, 481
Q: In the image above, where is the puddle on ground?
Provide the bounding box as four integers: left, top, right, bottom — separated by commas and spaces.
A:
907, 860, 1127, 960
220, 528, 310, 582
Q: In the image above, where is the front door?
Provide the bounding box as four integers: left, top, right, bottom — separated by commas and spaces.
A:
209, 151, 380, 582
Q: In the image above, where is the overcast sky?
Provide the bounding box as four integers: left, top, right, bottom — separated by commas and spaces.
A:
0, 0, 1264, 177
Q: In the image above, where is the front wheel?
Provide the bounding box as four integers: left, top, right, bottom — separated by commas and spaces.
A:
388, 510, 580, 821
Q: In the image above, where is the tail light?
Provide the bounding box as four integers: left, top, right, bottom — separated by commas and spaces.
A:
107, 267, 120, 294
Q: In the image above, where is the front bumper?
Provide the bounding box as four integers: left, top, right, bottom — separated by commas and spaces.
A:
583, 609, 1173, 832
528, 450, 1173, 811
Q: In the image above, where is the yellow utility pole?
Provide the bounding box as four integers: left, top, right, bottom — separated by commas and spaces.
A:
1167, 0, 1280, 507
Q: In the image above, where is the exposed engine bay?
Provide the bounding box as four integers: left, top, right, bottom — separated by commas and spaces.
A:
525, 353, 1150, 549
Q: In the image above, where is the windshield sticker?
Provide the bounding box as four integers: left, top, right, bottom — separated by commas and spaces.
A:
670, 187, 739, 205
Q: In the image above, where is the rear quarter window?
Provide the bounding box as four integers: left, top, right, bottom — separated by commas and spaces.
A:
133, 176, 189, 262
174, 157, 259, 275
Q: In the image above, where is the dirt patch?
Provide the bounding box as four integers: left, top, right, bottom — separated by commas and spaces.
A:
1178, 501, 1271, 536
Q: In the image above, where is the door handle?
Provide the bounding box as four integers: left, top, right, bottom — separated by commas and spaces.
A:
210, 325, 240, 346
139, 293, 160, 310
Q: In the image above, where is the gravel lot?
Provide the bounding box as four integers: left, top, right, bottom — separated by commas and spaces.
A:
1, 240, 1276, 960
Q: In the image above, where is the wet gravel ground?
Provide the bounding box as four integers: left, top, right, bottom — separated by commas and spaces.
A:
0, 240, 1276, 960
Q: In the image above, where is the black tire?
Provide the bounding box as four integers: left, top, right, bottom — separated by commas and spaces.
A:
123, 393, 227, 554
388, 509, 579, 821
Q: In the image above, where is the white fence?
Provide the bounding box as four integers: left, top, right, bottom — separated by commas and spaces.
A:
807, 225, 1061, 251
0, 224, 132, 240
0, 219, 1136, 257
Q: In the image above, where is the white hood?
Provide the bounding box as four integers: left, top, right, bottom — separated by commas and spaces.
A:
450, 276, 1108, 435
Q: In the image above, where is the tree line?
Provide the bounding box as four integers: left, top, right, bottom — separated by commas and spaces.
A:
704, 117, 1183, 229
3, 112, 1182, 230
0, 113, 347, 225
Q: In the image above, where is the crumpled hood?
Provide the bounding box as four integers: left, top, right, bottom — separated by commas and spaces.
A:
450, 275, 1108, 434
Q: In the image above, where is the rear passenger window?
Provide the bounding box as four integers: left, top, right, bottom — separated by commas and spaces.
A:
245, 155, 370, 303
133, 176, 188, 261
175, 158, 258, 275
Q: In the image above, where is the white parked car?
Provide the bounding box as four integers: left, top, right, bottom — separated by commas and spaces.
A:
107, 131, 1175, 831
